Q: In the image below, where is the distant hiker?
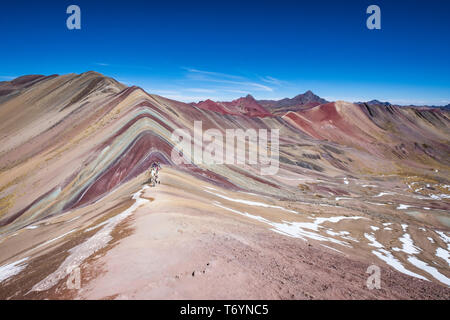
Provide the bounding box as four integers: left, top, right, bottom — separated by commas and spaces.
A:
149, 161, 162, 186
149, 167, 157, 186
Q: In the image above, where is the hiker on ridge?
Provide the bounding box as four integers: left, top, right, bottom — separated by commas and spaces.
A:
149, 161, 161, 186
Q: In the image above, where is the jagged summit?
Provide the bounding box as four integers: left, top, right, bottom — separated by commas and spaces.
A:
256, 91, 328, 114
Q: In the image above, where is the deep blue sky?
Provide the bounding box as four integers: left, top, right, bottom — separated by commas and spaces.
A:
0, 0, 449, 104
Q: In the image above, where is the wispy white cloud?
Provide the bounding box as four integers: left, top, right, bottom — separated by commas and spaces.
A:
190, 77, 273, 92
150, 89, 180, 95
115, 67, 292, 102
182, 67, 245, 80
93, 62, 152, 71
159, 94, 216, 102
323, 96, 375, 103
94, 62, 110, 66
222, 89, 251, 94
260, 76, 286, 86
183, 88, 217, 93
183, 67, 274, 92
217, 79, 273, 92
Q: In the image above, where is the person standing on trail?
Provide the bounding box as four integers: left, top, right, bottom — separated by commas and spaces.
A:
149, 161, 162, 186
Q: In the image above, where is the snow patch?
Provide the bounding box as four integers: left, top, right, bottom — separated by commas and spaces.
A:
407, 256, 449, 286
0, 257, 29, 283
205, 189, 298, 214
365, 233, 383, 248
372, 249, 427, 281
392, 233, 421, 255
214, 203, 363, 247
436, 247, 449, 266
31, 186, 150, 292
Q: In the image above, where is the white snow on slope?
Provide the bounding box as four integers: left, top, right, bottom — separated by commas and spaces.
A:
0, 257, 29, 283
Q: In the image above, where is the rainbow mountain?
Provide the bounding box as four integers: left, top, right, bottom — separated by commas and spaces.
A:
0, 72, 449, 299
